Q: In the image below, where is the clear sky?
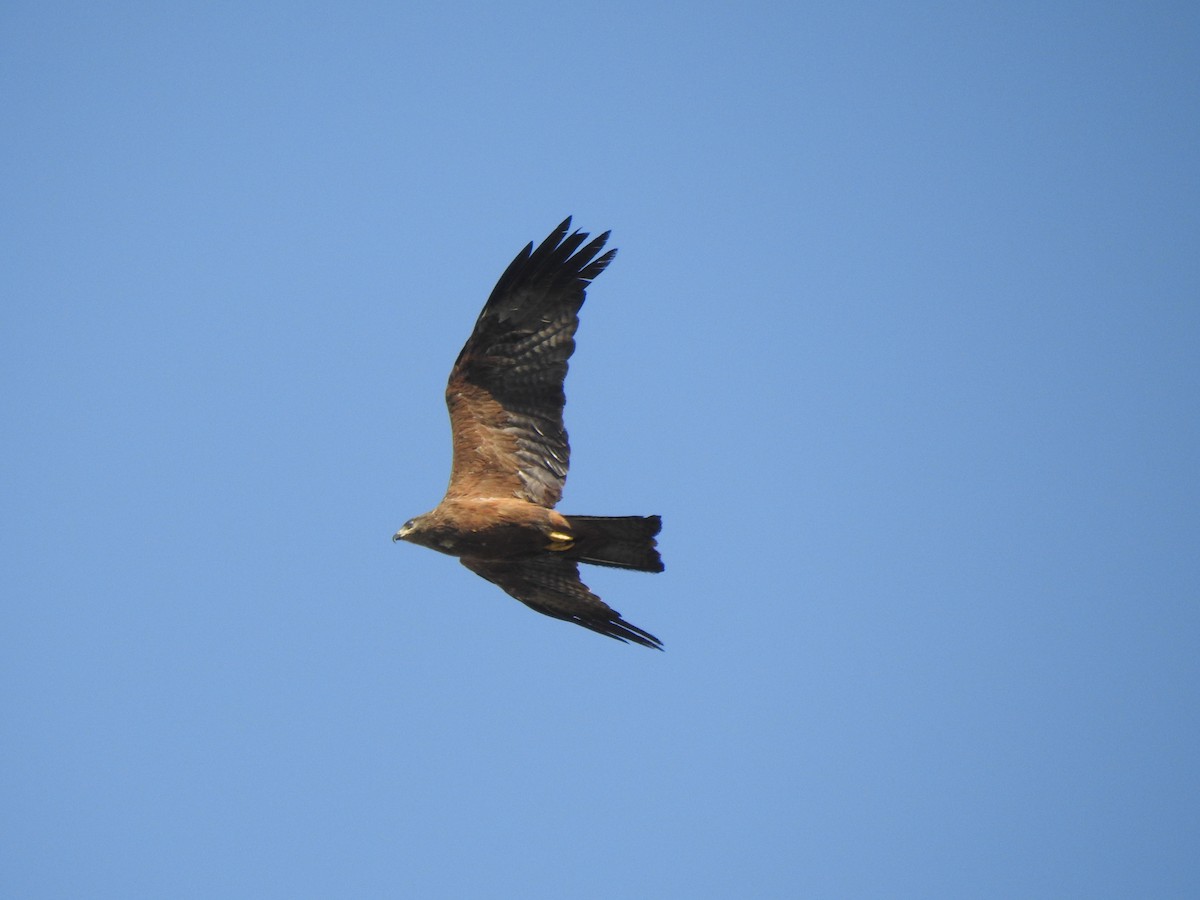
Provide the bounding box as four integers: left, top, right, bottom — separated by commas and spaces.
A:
3, 3, 1198, 897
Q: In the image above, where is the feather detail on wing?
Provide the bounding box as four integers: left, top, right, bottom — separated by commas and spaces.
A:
444, 218, 616, 507
460, 555, 662, 650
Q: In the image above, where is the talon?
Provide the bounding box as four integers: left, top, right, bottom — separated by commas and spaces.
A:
546, 530, 575, 551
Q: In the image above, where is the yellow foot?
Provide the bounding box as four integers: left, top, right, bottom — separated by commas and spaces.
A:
546, 531, 575, 551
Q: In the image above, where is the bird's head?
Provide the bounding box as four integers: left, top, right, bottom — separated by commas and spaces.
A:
392, 516, 423, 543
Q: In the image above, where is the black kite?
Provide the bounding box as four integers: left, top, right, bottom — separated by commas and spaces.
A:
393, 218, 664, 649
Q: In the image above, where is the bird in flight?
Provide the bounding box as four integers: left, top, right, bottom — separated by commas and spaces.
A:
393, 218, 664, 649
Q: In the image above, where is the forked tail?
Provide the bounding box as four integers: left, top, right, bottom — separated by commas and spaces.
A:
563, 515, 664, 572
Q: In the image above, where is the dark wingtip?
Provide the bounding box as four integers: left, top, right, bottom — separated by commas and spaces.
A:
603, 616, 664, 650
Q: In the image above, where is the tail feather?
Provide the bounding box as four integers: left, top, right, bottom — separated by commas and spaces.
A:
563, 515, 664, 572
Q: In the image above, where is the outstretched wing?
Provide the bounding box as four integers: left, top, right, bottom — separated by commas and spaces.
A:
460, 555, 662, 650
444, 218, 616, 507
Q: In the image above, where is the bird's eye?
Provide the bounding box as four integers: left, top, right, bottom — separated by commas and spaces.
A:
403, 519, 416, 530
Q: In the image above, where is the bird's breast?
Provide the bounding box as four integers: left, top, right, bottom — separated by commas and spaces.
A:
419, 498, 567, 560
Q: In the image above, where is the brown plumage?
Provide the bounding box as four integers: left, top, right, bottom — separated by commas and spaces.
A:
393, 218, 664, 649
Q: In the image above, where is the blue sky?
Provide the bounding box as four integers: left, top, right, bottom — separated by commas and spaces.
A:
3, 2, 1198, 897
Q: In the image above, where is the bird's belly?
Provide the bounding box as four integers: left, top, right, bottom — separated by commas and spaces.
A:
434, 522, 549, 559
